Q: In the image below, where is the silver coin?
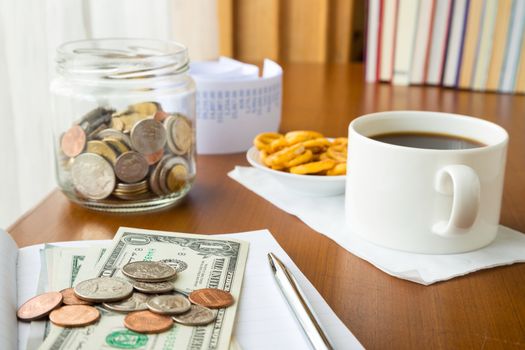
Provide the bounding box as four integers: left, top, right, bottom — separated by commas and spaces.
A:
71, 153, 116, 200
147, 294, 191, 315
148, 156, 171, 196
131, 119, 167, 154
133, 281, 175, 294
158, 157, 188, 194
74, 277, 133, 303
114, 151, 149, 183
103, 292, 150, 312
172, 304, 218, 326
166, 115, 192, 155
122, 261, 177, 282
171, 115, 193, 155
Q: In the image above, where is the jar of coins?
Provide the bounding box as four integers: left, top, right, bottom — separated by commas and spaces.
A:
51, 39, 196, 211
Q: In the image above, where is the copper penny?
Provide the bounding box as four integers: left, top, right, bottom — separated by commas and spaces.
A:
61, 125, 86, 158
17, 291, 63, 321
144, 149, 164, 165
124, 310, 173, 334
49, 305, 100, 327
153, 111, 169, 122
60, 288, 92, 306
188, 288, 234, 309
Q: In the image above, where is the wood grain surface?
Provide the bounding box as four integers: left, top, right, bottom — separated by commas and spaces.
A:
8, 63, 525, 349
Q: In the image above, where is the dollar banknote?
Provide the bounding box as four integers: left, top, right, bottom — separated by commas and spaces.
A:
39, 227, 249, 350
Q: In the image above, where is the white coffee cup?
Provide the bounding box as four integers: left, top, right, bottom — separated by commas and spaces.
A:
345, 111, 508, 254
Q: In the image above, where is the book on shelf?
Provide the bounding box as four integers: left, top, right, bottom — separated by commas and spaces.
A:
366, 0, 525, 93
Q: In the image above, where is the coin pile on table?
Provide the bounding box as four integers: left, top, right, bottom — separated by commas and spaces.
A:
58, 102, 194, 202
17, 261, 234, 334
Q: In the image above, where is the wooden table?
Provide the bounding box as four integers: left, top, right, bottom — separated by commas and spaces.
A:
8, 63, 525, 349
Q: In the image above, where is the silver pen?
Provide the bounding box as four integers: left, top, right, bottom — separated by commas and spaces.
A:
268, 252, 334, 350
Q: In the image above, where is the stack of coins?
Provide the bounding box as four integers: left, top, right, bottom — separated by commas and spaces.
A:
59, 102, 194, 202
17, 261, 234, 334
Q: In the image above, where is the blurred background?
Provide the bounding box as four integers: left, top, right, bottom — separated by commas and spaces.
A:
0, 0, 366, 228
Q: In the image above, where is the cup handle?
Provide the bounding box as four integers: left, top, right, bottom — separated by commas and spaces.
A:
432, 165, 480, 237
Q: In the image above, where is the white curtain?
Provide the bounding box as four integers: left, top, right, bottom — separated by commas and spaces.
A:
0, 0, 219, 228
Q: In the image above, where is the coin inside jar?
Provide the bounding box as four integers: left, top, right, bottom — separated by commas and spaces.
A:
172, 304, 218, 326
166, 163, 188, 192
114, 151, 149, 183
130, 119, 167, 154
86, 140, 118, 164
122, 261, 177, 282
188, 288, 234, 309
124, 310, 173, 334
49, 305, 100, 327
17, 292, 63, 321
71, 153, 116, 200
61, 125, 86, 158
147, 294, 191, 315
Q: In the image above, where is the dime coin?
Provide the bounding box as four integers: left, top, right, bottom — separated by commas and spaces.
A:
131, 119, 167, 154
86, 140, 118, 164
60, 288, 92, 306
74, 277, 133, 303
166, 163, 188, 193
61, 125, 86, 158
172, 305, 218, 326
17, 292, 63, 321
188, 288, 234, 309
170, 116, 192, 155
122, 261, 177, 282
147, 294, 191, 315
133, 281, 175, 294
124, 310, 173, 334
114, 151, 149, 183
103, 292, 150, 312
71, 153, 116, 200
49, 305, 100, 327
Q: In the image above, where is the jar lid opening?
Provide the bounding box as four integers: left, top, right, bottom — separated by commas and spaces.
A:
57, 38, 189, 80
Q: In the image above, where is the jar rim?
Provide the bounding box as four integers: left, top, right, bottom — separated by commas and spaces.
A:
57, 38, 189, 80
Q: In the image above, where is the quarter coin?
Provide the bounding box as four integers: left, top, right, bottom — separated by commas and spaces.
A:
133, 281, 175, 294
147, 294, 191, 315
60, 288, 92, 306
103, 292, 150, 312
188, 288, 234, 309
49, 305, 100, 327
74, 277, 133, 303
122, 261, 177, 282
61, 125, 86, 158
114, 151, 149, 183
172, 305, 218, 326
131, 119, 167, 154
124, 310, 173, 334
71, 153, 115, 200
17, 292, 63, 321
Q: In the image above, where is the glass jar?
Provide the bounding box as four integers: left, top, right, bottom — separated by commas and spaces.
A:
51, 39, 196, 212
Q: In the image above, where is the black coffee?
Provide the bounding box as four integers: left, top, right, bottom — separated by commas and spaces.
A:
370, 132, 486, 150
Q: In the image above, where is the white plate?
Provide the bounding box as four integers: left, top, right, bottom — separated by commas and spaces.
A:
246, 146, 346, 196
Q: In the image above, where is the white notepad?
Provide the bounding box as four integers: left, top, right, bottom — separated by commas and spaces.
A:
0, 229, 362, 350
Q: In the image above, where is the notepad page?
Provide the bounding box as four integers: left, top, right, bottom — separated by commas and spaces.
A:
0, 230, 18, 350
15, 230, 363, 349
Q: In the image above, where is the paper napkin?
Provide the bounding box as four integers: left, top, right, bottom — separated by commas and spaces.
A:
228, 166, 525, 285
